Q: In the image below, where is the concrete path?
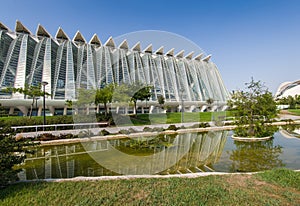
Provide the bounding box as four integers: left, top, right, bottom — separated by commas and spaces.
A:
277, 113, 300, 120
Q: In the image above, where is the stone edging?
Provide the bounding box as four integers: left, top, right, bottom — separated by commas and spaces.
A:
18, 169, 300, 183
38, 125, 236, 146
231, 135, 273, 141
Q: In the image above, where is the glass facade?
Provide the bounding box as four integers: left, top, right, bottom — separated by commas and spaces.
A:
0, 21, 230, 112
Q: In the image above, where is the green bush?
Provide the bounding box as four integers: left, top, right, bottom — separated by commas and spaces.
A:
166, 125, 178, 131
119, 129, 130, 135
0, 127, 38, 187
151, 127, 164, 132
190, 122, 210, 128
35, 133, 58, 141
98, 129, 110, 136
143, 127, 153, 132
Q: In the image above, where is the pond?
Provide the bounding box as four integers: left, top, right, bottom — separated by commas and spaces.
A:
17, 128, 300, 180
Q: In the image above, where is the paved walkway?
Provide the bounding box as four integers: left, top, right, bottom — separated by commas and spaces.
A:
277, 113, 300, 121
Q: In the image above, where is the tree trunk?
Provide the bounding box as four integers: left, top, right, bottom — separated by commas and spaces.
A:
104, 102, 107, 117
134, 101, 137, 117
29, 99, 34, 118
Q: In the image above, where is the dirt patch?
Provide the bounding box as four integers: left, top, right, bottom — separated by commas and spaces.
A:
132, 190, 149, 200
280, 110, 291, 114
226, 174, 253, 187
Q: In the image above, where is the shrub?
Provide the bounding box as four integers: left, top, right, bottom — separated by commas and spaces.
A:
166, 125, 178, 131
98, 129, 110, 136
143, 127, 153, 132
152, 127, 164, 132
189, 122, 210, 128
36, 133, 58, 141
0, 127, 38, 187
77, 130, 94, 138
119, 129, 130, 135
59, 133, 78, 139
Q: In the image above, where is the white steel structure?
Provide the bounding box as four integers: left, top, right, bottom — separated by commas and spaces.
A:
0, 21, 229, 116
275, 80, 300, 99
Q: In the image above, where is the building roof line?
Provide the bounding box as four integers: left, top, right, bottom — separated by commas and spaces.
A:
15, 20, 31, 34
118, 39, 129, 50
185, 51, 194, 60
155, 46, 164, 55
104, 36, 115, 48
73, 31, 86, 43
175, 50, 184, 58
36, 24, 51, 38
143, 44, 152, 53
55, 27, 70, 40
132, 41, 141, 52
202, 54, 212, 62
166, 48, 174, 56
89, 33, 101, 46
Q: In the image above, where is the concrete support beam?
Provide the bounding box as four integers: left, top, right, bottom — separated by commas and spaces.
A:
16, 106, 28, 116
63, 107, 67, 115
9, 107, 14, 115
48, 106, 55, 116
38, 107, 42, 116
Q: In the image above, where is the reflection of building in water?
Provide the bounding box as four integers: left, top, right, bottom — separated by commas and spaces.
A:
18, 131, 227, 180
279, 129, 300, 138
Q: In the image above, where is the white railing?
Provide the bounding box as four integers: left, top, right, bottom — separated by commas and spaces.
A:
11, 122, 108, 132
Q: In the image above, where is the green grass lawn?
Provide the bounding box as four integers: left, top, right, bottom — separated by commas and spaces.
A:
288, 109, 300, 116
0, 168, 299, 205
0, 111, 233, 127
130, 111, 232, 125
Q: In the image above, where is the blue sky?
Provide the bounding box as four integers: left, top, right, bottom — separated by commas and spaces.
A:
1, 0, 300, 93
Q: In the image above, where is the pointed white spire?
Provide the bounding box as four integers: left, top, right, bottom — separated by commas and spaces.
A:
175, 50, 184, 58
132, 41, 141, 52
185, 51, 194, 60
118, 39, 129, 50
73, 31, 86, 44
15, 20, 31, 34
194, 53, 203, 61
143, 44, 152, 53
0, 22, 10, 31
202, 54, 212, 62
89, 34, 101, 47
36, 24, 51, 38
155, 46, 164, 55
165, 48, 174, 56
104, 36, 115, 48
55, 27, 69, 40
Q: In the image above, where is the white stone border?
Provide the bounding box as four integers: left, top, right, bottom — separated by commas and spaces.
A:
231, 135, 272, 141
17, 169, 300, 183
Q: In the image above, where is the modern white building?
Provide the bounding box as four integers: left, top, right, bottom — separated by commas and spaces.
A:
0, 20, 230, 116
275, 80, 300, 99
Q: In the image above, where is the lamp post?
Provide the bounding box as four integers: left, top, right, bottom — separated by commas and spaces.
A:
41, 81, 48, 126
35, 97, 40, 116
180, 88, 184, 124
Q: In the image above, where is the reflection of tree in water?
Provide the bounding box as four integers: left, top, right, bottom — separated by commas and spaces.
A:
229, 139, 284, 172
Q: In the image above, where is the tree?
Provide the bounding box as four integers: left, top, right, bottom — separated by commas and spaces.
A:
4, 84, 49, 118
95, 83, 115, 117
157, 95, 165, 109
228, 78, 278, 137
130, 83, 152, 116
76, 88, 95, 115
112, 83, 131, 104
229, 139, 283, 172
206, 98, 214, 111
287, 95, 296, 109
0, 127, 37, 187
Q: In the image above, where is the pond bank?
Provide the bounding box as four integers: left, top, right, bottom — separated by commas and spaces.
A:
25, 120, 299, 146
